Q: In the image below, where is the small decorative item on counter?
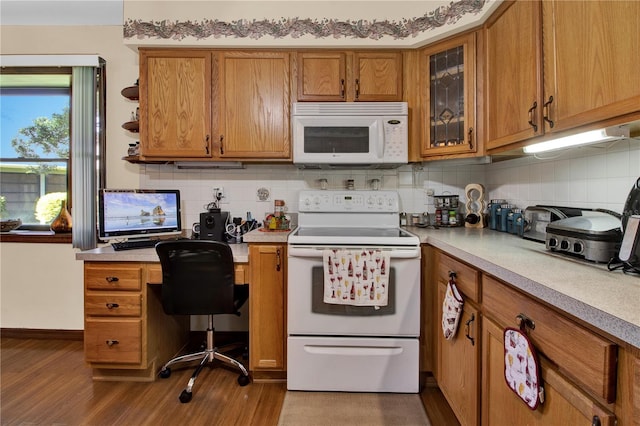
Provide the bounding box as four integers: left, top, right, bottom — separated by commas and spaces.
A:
448, 210, 457, 226
399, 212, 407, 226
489, 199, 506, 230
434, 195, 460, 227
411, 214, 420, 226
500, 204, 513, 232
50, 199, 72, 233
464, 183, 487, 228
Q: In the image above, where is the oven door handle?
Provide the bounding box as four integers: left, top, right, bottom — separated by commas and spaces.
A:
288, 246, 420, 259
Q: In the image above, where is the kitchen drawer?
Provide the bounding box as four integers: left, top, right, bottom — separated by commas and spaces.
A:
234, 263, 249, 284
147, 263, 249, 285
85, 294, 142, 317
482, 275, 617, 402
146, 264, 162, 284
436, 252, 480, 302
84, 318, 142, 364
85, 264, 142, 291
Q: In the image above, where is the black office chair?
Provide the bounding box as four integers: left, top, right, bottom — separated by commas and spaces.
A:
155, 240, 250, 403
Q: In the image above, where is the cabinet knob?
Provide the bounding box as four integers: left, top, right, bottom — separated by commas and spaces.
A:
105, 340, 119, 347
105, 276, 119, 283
105, 303, 119, 309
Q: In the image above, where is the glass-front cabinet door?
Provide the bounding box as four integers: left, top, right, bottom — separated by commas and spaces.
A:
420, 32, 476, 157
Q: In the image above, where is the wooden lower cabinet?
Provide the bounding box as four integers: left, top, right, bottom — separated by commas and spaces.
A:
248, 244, 286, 380
482, 317, 615, 425
436, 282, 480, 426
83, 262, 189, 381
426, 247, 639, 425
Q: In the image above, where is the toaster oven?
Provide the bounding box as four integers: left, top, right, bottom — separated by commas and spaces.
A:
522, 206, 583, 243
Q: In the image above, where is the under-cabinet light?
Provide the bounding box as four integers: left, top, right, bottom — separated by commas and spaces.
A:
175, 162, 244, 169
523, 126, 630, 154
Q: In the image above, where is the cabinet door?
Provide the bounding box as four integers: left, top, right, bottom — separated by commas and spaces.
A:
218, 51, 291, 159
296, 52, 346, 101
485, 0, 543, 151
543, 0, 640, 133
436, 282, 480, 426
353, 52, 403, 102
421, 32, 477, 156
249, 244, 286, 371
139, 50, 212, 158
482, 317, 616, 426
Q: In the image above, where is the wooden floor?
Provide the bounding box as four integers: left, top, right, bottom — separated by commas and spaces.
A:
1, 337, 458, 426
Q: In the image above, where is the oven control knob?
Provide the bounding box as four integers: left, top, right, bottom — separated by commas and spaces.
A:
367, 197, 374, 205
560, 240, 570, 250
573, 241, 584, 254
548, 237, 558, 248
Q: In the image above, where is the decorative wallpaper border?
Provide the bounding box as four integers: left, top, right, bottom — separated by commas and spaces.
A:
124, 0, 487, 41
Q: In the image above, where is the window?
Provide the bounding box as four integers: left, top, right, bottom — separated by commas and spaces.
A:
0, 68, 72, 228
0, 60, 106, 247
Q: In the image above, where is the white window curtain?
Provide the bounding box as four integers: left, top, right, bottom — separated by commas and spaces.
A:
71, 61, 105, 250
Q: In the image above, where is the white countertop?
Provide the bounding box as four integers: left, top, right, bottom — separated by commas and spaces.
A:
407, 226, 640, 349
75, 242, 249, 263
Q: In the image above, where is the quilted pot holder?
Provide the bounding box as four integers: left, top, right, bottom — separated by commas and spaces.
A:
441, 273, 464, 340
504, 327, 545, 410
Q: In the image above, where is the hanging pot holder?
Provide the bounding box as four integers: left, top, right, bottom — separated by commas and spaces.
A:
503, 326, 545, 410
441, 272, 464, 340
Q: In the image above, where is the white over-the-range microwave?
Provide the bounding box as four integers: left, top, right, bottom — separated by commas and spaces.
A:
291, 102, 408, 169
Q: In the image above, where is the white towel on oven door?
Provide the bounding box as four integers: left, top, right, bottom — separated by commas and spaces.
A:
322, 249, 390, 307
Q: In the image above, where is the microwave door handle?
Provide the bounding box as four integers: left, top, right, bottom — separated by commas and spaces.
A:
376, 121, 384, 159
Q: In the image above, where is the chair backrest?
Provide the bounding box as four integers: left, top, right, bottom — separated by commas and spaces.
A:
155, 240, 237, 316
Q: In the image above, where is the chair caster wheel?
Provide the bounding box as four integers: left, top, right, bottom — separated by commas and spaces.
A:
159, 368, 171, 378
238, 374, 250, 386
179, 389, 192, 403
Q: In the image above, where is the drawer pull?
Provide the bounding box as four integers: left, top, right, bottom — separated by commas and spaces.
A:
464, 313, 475, 346
105, 339, 119, 347
516, 313, 536, 331
105, 303, 119, 309
105, 276, 119, 283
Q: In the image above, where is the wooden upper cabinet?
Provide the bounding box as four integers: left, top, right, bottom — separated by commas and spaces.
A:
353, 52, 403, 101
420, 32, 477, 157
542, 0, 640, 133
218, 51, 291, 159
485, 0, 543, 151
296, 52, 346, 101
485, 0, 640, 152
139, 50, 212, 158
295, 51, 402, 102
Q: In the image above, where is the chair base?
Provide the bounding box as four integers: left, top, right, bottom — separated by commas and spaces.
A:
159, 316, 250, 403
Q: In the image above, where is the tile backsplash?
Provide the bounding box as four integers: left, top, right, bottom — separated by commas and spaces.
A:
140, 140, 640, 228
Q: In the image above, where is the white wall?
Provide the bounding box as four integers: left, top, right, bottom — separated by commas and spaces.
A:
0, 25, 140, 330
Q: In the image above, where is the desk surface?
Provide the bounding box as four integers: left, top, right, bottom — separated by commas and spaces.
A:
76, 243, 249, 263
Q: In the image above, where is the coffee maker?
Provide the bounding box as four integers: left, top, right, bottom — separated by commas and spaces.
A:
199, 208, 229, 242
